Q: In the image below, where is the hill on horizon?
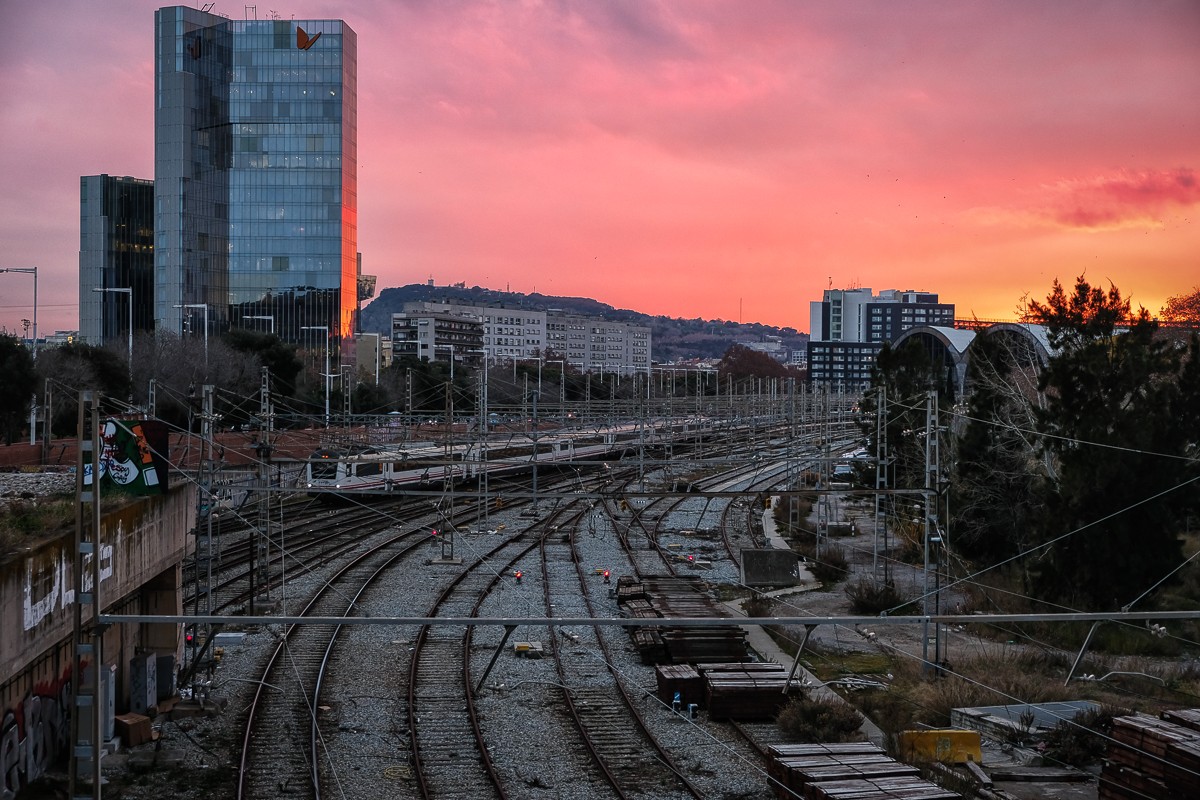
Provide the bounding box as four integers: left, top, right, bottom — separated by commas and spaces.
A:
360, 283, 808, 362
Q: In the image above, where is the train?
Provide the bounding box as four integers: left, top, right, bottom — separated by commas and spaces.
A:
304, 419, 714, 498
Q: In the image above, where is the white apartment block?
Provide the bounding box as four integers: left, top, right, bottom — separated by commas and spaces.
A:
546, 313, 652, 375
396, 300, 651, 375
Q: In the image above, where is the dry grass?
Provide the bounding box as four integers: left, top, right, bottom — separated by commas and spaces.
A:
899, 651, 1073, 728
0, 498, 75, 562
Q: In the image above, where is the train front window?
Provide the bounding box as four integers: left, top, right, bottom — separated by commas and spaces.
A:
311, 461, 338, 479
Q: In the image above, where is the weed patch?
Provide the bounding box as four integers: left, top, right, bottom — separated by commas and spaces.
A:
777, 695, 865, 743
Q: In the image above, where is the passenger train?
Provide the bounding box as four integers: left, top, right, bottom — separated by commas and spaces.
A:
304, 419, 712, 498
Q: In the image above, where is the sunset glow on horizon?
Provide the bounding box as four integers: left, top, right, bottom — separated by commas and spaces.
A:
1, 1, 1197, 335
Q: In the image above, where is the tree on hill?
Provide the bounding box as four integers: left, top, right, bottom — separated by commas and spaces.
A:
717, 344, 792, 383
36, 342, 132, 434
1023, 276, 1200, 609
224, 329, 303, 399
1160, 286, 1200, 324
0, 335, 36, 444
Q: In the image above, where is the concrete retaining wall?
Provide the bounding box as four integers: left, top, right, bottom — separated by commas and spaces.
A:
1, 485, 193, 797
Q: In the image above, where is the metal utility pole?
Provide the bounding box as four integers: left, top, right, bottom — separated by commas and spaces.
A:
192, 385, 217, 690
301, 324, 331, 427
341, 365, 352, 428
530, 390, 540, 513
476, 361, 489, 531
874, 384, 889, 585
816, 383, 832, 556
921, 389, 943, 675
788, 377, 798, 535
253, 370, 272, 608
638, 378, 646, 485
69, 391, 103, 800
41, 381, 53, 465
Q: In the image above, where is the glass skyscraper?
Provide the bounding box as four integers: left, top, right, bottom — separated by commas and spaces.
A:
79, 174, 156, 346
154, 6, 357, 348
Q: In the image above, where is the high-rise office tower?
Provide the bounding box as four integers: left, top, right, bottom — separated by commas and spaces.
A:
79, 175, 156, 346
154, 6, 357, 346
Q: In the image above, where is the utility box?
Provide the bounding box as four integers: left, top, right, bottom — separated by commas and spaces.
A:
102, 664, 117, 741
898, 729, 981, 764
79, 664, 117, 745
740, 548, 802, 587
156, 653, 176, 702
129, 653, 158, 715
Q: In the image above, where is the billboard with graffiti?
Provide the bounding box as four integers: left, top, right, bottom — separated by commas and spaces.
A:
82, 419, 169, 495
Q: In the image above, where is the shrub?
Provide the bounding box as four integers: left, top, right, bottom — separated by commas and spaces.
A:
773, 494, 815, 535
777, 695, 864, 743
807, 545, 849, 585
743, 593, 775, 617
1040, 707, 1116, 768
844, 577, 919, 615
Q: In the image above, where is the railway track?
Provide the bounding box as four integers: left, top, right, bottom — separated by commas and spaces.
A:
213, 423, 865, 800
236, 523, 430, 799
541, 514, 705, 800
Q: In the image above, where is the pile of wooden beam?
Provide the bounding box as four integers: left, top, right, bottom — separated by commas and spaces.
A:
616, 574, 748, 664
700, 662, 803, 721
766, 743, 961, 799
654, 663, 704, 709
1101, 709, 1200, 799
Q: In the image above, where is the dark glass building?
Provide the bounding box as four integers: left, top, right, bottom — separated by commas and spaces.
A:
154, 6, 357, 348
79, 175, 156, 346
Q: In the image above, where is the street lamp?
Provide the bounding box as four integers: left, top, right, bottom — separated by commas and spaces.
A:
174, 303, 209, 370
92, 286, 133, 391
243, 315, 275, 334
0, 267, 37, 357
433, 343, 455, 382
301, 325, 331, 427
362, 332, 381, 385
465, 348, 490, 529
546, 359, 566, 408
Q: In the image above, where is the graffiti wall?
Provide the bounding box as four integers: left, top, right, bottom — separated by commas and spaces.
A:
0, 669, 71, 800
1, 486, 194, 685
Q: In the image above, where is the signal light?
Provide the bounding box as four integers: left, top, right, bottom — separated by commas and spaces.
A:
687, 554, 694, 562
185, 631, 195, 644
514, 570, 523, 583
603, 569, 611, 584
431, 529, 439, 536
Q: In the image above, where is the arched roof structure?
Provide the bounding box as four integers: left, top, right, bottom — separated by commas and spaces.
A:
976, 323, 1054, 369
891, 325, 976, 397
890, 322, 1056, 397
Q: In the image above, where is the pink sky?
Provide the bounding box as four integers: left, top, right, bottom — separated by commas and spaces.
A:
1, 1, 1197, 336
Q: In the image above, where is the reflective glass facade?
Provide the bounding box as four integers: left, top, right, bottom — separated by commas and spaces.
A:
154, 6, 357, 347
79, 175, 156, 346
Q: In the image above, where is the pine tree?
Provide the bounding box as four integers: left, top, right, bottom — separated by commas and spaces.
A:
1026, 276, 1199, 609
